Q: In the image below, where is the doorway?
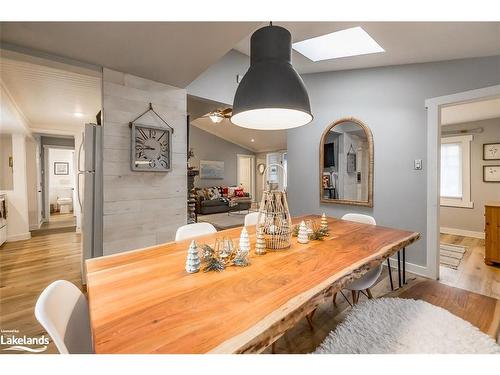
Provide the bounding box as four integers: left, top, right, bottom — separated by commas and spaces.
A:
426, 85, 500, 299
237, 154, 256, 202
41, 144, 76, 232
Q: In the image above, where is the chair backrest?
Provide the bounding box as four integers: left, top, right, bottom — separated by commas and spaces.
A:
244, 212, 260, 227
341, 213, 376, 225
175, 222, 217, 241
35, 280, 93, 354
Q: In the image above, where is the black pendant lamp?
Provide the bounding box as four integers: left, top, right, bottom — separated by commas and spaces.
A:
231, 24, 313, 130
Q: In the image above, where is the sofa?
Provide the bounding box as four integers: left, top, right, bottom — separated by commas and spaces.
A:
195, 186, 252, 215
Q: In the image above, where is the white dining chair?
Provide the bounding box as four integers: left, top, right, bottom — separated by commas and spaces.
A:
339, 213, 383, 304
35, 280, 93, 354
244, 212, 260, 227
175, 222, 217, 241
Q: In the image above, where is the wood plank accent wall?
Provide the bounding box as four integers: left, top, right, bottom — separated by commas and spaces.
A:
102, 68, 187, 255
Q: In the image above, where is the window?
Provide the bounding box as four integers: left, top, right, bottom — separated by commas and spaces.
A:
440, 135, 473, 208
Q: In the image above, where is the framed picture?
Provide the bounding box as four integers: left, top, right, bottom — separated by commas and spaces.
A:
54, 162, 69, 175
200, 160, 224, 179
483, 143, 500, 160
483, 165, 500, 182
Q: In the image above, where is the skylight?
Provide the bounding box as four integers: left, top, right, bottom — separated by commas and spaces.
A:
292, 27, 385, 62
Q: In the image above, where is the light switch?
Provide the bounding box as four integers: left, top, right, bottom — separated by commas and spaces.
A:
414, 159, 423, 170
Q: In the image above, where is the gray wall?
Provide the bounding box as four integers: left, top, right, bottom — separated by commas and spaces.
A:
41, 136, 75, 148
440, 118, 500, 232
190, 125, 254, 188
288, 56, 500, 268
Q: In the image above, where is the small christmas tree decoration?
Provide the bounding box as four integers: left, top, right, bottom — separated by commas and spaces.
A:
320, 213, 328, 231
255, 226, 267, 255
239, 227, 250, 254
234, 227, 250, 266
185, 240, 201, 273
297, 221, 309, 244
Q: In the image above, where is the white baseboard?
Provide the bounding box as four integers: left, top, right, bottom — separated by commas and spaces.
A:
383, 257, 431, 279
440, 226, 484, 239
29, 223, 41, 231
7, 232, 31, 242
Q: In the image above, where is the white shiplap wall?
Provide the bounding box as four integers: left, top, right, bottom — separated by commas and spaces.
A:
102, 68, 187, 255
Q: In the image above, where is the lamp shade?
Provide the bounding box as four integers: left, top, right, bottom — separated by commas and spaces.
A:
231, 25, 313, 130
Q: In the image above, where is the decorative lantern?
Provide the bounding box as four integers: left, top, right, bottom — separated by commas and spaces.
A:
257, 163, 292, 250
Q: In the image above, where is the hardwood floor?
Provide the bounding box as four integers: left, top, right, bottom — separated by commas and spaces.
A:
0, 231, 498, 354
0, 231, 82, 354
32, 213, 76, 237
440, 234, 500, 299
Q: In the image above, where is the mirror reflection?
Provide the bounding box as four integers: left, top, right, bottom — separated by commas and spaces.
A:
320, 118, 373, 207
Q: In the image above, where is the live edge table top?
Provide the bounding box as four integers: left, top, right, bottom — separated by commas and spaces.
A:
85, 215, 420, 354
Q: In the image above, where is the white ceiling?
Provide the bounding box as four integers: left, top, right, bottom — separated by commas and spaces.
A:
0, 56, 101, 129
441, 97, 500, 126
0, 22, 261, 88
234, 22, 500, 74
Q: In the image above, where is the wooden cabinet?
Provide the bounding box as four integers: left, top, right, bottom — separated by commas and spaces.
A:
485, 202, 500, 265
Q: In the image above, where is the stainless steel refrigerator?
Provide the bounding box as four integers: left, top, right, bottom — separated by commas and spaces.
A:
77, 123, 103, 280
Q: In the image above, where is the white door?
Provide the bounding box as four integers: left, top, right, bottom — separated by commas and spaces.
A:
237, 155, 255, 202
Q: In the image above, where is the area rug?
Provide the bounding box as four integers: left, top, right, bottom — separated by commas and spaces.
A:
314, 298, 500, 354
440, 243, 467, 269
198, 212, 245, 230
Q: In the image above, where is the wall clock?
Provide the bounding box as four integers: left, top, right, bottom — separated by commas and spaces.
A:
131, 123, 172, 172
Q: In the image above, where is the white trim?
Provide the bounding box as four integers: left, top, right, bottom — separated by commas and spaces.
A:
7, 232, 31, 242
383, 258, 430, 279
440, 227, 484, 239
29, 222, 41, 231
440, 134, 473, 208
425, 84, 500, 281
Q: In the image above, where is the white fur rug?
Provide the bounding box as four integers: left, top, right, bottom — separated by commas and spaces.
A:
314, 298, 500, 354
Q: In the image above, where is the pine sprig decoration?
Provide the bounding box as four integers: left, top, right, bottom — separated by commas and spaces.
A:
203, 257, 225, 272
292, 222, 329, 240
309, 226, 329, 241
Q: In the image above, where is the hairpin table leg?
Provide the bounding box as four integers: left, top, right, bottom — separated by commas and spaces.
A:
397, 250, 402, 288
387, 258, 394, 291
402, 247, 406, 284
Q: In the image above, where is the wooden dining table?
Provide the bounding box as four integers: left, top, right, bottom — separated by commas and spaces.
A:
85, 215, 420, 354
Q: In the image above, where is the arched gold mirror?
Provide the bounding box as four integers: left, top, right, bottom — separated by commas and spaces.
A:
319, 117, 373, 207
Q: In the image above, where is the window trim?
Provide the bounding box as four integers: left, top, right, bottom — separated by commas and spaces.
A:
440, 134, 473, 208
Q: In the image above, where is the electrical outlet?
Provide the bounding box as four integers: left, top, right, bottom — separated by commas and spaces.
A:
414, 159, 423, 170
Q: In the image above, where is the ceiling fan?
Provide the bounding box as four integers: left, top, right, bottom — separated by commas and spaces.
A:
202, 108, 232, 124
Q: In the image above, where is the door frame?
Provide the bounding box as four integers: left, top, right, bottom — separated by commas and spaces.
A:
237, 154, 256, 203
43, 144, 75, 222
425, 84, 500, 280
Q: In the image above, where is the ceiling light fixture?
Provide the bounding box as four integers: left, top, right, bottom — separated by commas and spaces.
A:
231, 23, 312, 130
251, 138, 255, 142
74, 112, 84, 118
292, 26, 384, 62
208, 112, 224, 124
